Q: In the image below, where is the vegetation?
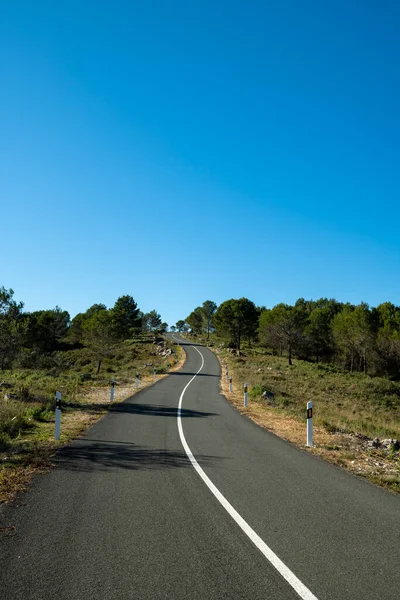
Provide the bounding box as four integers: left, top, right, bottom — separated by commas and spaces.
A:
180, 295, 400, 491
0, 287, 183, 502
180, 296, 400, 379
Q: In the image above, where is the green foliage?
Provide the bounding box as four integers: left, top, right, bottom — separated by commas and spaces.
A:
332, 303, 374, 373
82, 309, 118, 373
175, 320, 188, 332
112, 295, 141, 339
22, 307, 70, 353
259, 303, 307, 365
305, 305, 336, 362
214, 298, 258, 349
0, 287, 25, 370
0, 432, 11, 451
142, 309, 162, 332
201, 300, 217, 338
186, 307, 203, 334
249, 383, 267, 398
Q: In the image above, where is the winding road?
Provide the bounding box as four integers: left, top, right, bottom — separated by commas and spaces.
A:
0, 337, 399, 599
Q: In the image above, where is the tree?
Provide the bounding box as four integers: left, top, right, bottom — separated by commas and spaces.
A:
332, 303, 374, 373
85, 304, 107, 319
142, 310, 162, 332
176, 320, 187, 332
306, 307, 334, 363
259, 304, 307, 365
373, 302, 400, 377
0, 287, 24, 369
201, 300, 217, 339
82, 309, 118, 374
186, 307, 204, 334
67, 304, 107, 345
170, 325, 177, 332
214, 298, 258, 350
67, 312, 86, 345
112, 295, 141, 340
23, 307, 70, 353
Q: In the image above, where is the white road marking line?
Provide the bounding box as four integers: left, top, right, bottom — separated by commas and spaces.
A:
177, 344, 320, 600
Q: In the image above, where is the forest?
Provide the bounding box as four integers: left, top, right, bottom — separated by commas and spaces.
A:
179, 297, 400, 379
0, 286, 167, 374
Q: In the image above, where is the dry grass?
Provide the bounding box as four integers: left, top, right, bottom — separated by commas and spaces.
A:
206, 340, 400, 493
0, 342, 185, 503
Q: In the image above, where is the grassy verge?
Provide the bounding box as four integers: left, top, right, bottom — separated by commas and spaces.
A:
187, 334, 400, 493
0, 337, 185, 503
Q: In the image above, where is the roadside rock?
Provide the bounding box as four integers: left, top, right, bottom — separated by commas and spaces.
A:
381, 439, 400, 451
367, 438, 381, 449
262, 391, 274, 404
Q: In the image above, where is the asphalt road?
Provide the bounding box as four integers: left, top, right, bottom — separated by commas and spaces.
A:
1, 338, 399, 599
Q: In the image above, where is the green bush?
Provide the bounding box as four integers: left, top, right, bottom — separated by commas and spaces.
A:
249, 383, 267, 398
25, 405, 53, 423
0, 432, 11, 451
275, 396, 290, 408
79, 373, 92, 382
0, 410, 31, 436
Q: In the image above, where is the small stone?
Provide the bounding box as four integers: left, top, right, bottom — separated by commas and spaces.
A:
381, 439, 400, 451
366, 438, 381, 449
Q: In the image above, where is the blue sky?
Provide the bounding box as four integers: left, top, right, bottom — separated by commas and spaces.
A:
1, 1, 399, 326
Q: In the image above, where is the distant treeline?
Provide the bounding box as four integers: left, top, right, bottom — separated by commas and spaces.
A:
176, 298, 400, 379
0, 287, 167, 373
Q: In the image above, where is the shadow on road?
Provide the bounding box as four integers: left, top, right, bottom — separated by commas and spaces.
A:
55, 441, 224, 472
110, 402, 218, 418
64, 401, 219, 417
168, 372, 220, 378
176, 341, 204, 348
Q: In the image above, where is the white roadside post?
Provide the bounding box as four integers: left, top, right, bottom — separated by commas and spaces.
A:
110, 377, 115, 402
153, 368, 156, 381
244, 383, 248, 407
225, 367, 229, 382
229, 375, 233, 393
306, 401, 313, 447
55, 391, 61, 440
136, 372, 139, 389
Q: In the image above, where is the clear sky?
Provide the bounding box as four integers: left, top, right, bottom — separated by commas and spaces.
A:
1, 1, 399, 326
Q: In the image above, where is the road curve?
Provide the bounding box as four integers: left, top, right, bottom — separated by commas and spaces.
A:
0, 338, 399, 600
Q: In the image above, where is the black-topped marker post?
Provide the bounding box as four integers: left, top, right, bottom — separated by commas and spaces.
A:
110, 377, 115, 402
307, 401, 313, 447
55, 391, 61, 440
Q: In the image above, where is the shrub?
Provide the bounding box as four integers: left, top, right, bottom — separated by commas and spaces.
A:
275, 396, 290, 408
0, 432, 11, 451
25, 405, 53, 423
249, 383, 267, 398
79, 373, 92, 382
